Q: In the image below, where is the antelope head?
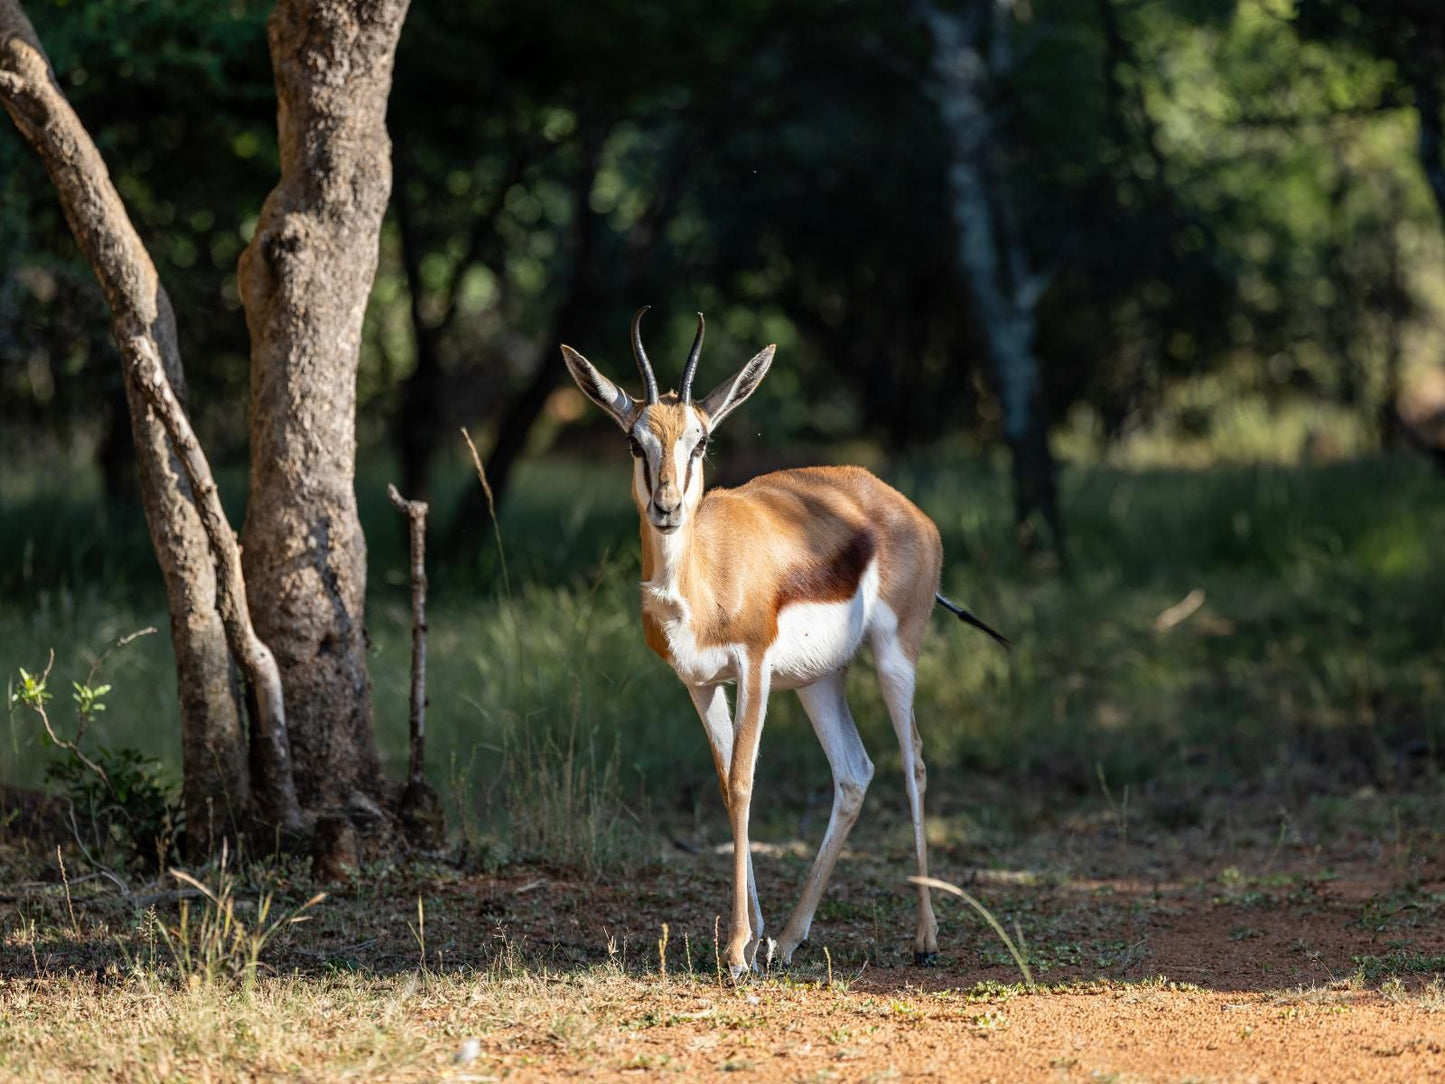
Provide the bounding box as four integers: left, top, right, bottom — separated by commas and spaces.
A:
561, 306, 776, 533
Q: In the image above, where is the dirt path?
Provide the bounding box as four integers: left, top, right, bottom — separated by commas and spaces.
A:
3, 798, 1443, 1081
469, 980, 1442, 1083
401, 823, 1445, 1083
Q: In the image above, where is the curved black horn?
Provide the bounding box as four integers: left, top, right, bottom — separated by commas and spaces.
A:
631, 305, 660, 404
680, 312, 705, 404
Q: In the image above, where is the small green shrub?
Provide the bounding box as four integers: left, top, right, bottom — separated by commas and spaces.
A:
9, 629, 182, 871
46, 744, 181, 871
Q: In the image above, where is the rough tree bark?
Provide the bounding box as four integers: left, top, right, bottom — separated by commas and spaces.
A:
0, 0, 255, 853
238, 0, 410, 820
920, 0, 1066, 562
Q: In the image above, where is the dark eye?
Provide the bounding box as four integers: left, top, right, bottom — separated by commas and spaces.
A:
627, 436, 643, 459
693, 434, 710, 458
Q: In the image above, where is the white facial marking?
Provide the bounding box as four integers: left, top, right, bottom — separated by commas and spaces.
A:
632, 421, 663, 510
633, 407, 709, 532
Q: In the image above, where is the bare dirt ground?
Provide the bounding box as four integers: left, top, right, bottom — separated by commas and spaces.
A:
443, 818, 1445, 1082
3, 790, 1443, 1082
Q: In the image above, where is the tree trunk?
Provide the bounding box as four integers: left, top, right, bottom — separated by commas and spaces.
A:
920, 0, 1066, 561
0, 0, 251, 855
238, 0, 409, 819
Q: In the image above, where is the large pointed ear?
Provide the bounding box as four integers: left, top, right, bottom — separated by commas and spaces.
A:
697, 344, 776, 428
561, 344, 637, 431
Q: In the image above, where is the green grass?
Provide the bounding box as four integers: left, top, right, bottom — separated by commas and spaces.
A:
4, 452, 1444, 843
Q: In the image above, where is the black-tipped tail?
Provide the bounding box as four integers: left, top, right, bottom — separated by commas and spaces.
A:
935, 593, 1011, 648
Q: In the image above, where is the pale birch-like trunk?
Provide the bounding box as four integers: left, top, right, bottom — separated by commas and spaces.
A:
920, 0, 1065, 558
238, 0, 409, 817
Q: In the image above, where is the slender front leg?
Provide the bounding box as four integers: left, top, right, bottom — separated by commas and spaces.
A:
687, 683, 764, 952
726, 656, 770, 979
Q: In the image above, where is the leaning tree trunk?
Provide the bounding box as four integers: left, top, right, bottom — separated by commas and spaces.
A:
920, 0, 1066, 562
238, 0, 409, 820
0, 0, 251, 854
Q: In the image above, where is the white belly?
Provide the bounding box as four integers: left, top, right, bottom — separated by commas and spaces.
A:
766, 561, 878, 690
644, 560, 879, 691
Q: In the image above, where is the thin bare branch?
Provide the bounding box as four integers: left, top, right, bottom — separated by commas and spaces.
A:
28, 648, 110, 786
83, 626, 158, 691
387, 483, 430, 791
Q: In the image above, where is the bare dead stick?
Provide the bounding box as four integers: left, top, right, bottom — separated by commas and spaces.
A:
387, 484, 429, 791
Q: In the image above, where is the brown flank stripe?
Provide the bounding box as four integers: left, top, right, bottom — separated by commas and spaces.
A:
775, 529, 877, 611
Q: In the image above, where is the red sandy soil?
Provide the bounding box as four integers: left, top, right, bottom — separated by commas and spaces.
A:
408, 820, 1445, 1082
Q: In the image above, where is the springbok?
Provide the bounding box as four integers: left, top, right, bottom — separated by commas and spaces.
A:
561, 308, 1008, 978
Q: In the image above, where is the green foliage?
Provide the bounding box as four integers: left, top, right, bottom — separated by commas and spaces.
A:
1353, 951, 1445, 982
7, 0, 1442, 495
7, 455, 1442, 874
9, 634, 182, 872
46, 745, 181, 872
503, 719, 650, 880
11, 666, 52, 710
72, 678, 111, 720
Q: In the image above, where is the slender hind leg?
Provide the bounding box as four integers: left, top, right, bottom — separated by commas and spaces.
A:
872, 622, 938, 964
689, 684, 764, 963
775, 670, 874, 966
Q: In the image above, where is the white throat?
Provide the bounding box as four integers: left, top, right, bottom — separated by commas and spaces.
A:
642, 515, 693, 605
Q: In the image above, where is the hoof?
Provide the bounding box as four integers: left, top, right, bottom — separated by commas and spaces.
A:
913, 951, 938, 967
728, 963, 751, 983
774, 939, 804, 972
